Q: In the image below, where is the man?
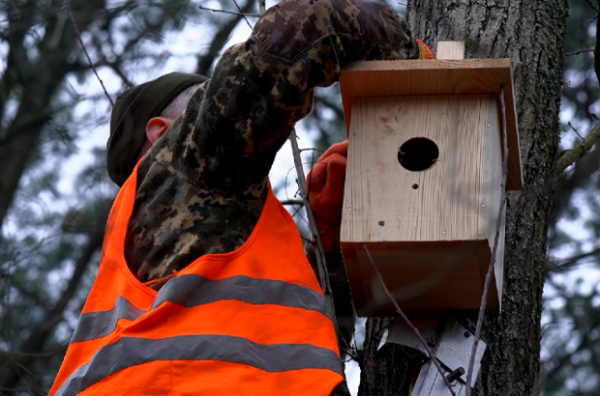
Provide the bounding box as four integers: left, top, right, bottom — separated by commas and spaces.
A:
50, 0, 434, 394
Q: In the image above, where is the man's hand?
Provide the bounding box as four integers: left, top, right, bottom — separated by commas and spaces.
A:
307, 140, 348, 253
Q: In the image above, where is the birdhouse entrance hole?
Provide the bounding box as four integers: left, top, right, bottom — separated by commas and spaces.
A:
397, 137, 439, 172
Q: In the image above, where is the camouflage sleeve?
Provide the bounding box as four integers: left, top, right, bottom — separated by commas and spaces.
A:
157, 0, 420, 197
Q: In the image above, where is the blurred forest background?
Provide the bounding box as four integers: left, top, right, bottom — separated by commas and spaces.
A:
0, 0, 598, 395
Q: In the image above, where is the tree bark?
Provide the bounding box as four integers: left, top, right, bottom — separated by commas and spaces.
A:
358, 1, 568, 395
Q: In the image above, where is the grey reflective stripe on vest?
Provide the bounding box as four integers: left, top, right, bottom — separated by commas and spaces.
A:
72, 274, 331, 342
153, 273, 331, 316
71, 297, 145, 343
52, 334, 343, 396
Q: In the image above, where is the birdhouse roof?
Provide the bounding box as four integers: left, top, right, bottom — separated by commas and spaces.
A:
339, 59, 522, 190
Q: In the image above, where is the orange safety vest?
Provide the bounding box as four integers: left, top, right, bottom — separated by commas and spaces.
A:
49, 162, 343, 396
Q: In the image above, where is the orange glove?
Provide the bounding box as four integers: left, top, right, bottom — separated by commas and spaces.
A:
307, 140, 348, 253
417, 39, 436, 59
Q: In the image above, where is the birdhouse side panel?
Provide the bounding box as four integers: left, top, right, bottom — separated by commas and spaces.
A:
350, 241, 487, 315
478, 96, 506, 309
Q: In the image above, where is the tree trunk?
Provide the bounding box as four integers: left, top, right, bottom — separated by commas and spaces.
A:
358, 1, 568, 395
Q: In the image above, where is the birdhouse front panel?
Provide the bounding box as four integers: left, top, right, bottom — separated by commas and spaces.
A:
341, 94, 505, 315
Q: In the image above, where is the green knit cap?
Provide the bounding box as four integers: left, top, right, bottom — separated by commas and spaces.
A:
107, 72, 208, 186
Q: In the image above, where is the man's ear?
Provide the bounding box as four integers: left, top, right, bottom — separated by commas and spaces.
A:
146, 117, 173, 144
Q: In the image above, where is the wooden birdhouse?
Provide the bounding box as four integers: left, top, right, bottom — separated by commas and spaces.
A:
339, 42, 522, 316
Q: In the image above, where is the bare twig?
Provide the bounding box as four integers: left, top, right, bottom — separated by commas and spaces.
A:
557, 111, 600, 173
547, 246, 600, 273
558, 4, 600, 173
283, 161, 323, 209
67, 7, 114, 107
465, 87, 510, 396
551, 4, 600, 223
197, 0, 258, 75
231, 0, 254, 29
584, 0, 600, 13
362, 245, 456, 396
568, 122, 585, 140
197, 5, 260, 17
565, 48, 594, 56
280, 199, 304, 206
289, 129, 338, 330
0, 219, 106, 391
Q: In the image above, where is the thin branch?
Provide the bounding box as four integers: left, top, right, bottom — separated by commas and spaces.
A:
584, 0, 600, 14
565, 48, 594, 56
259, 0, 266, 14
67, 7, 114, 107
556, 247, 600, 267
556, 117, 600, 173
197, 5, 260, 17
554, 7, 600, 174
313, 93, 346, 123
362, 245, 456, 396
90, 34, 134, 88
549, 141, 600, 225
568, 122, 585, 140
547, 246, 600, 273
106, 60, 134, 88
465, 86, 510, 396
196, 0, 257, 75
280, 199, 304, 206
289, 129, 339, 331
232, 0, 253, 29
290, 201, 307, 225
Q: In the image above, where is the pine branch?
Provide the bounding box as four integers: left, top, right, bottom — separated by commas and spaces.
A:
0, 211, 107, 392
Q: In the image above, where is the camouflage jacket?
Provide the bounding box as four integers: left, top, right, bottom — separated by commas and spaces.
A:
126, 0, 420, 286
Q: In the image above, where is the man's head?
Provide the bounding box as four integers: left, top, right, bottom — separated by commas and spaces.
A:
107, 72, 208, 186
